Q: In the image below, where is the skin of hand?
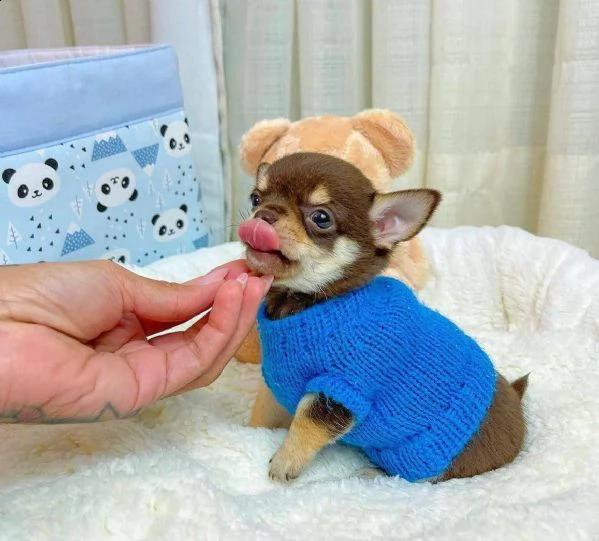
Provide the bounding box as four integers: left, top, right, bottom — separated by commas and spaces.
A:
0, 259, 272, 424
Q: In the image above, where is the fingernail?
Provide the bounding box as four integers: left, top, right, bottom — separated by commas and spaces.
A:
191, 267, 229, 285
260, 275, 274, 293
237, 273, 248, 289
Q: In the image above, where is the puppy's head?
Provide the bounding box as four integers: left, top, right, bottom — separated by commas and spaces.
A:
239, 152, 440, 296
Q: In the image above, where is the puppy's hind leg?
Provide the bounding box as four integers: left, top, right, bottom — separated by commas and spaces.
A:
438, 374, 528, 481
269, 392, 353, 482
249, 380, 292, 429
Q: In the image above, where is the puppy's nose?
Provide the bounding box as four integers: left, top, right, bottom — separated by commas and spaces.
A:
254, 209, 278, 225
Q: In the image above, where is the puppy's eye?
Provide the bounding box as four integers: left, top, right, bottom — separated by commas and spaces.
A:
184, 134, 190, 144
169, 138, 177, 150
42, 178, 54, 190
311, 210, 333, 229
250, 192, 261, 208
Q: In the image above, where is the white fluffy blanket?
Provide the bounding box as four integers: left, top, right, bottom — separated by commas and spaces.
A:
1, 226, 598, 540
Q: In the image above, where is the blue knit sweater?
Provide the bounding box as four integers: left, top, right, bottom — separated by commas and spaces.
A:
257, 277, 497, 482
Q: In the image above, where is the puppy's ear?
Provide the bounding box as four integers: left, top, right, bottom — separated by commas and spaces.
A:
160, 124, 168, 137
152, 214, 160, 225
256, 162, 271, 190
369, 189, 440, 248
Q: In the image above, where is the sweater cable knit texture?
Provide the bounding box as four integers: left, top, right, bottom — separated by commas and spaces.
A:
258, 277, 497, 482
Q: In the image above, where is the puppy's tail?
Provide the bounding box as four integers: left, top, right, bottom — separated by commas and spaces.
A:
511, 373, 530, 400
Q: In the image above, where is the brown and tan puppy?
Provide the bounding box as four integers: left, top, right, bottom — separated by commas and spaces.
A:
239, 152, 528, 483
234, 110, 429, 366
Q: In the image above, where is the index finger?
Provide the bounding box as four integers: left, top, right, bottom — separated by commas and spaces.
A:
211, 259, 252, 280
172, 275, 267, 394
138, 260, 252, 336
149, 278, 246, 395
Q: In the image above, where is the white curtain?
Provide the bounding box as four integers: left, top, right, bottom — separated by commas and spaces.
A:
0, 0, 152, 48
2, 1, 598, 256
221, 0, 599, 258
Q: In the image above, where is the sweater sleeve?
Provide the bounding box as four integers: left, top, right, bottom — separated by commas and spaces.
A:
304, 374, 372, 424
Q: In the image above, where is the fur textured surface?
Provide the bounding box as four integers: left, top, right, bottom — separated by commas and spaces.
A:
0, 227, 598, 540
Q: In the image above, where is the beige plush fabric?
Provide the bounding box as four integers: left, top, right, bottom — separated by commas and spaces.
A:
240, 110, 414, 192
2, 228, 598, 539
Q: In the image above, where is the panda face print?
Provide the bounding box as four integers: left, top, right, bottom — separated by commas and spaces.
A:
160, 119, 191, 158
95, 167, 138, 213
152, 204, 189, 242
2, 159, 61, 208
101, 248, 131, 266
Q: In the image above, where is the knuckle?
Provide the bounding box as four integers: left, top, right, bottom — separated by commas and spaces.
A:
182, 329, 207, 371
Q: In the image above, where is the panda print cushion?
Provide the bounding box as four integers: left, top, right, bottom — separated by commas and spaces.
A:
3, 159, 61, 208
0, 112, 210, 266
161, 120, 192, 159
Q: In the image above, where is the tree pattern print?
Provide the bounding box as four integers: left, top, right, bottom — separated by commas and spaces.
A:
0, 111, 209, 266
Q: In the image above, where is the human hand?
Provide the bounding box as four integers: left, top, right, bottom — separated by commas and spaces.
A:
0, 259, 271, 423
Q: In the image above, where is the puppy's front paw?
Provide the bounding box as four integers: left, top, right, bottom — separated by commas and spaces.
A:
268, 448, 305, 483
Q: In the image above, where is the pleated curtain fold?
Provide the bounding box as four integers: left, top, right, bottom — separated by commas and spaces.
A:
1, 0, 597, 256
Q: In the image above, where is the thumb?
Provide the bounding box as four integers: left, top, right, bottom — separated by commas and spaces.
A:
120, 267, 231, 326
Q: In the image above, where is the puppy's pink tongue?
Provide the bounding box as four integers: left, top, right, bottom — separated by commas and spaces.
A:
239, 219, 280, 252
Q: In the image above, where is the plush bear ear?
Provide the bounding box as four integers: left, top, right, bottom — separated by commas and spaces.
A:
239, 118, 291, 176
180, 204, 188, 213
160, 124, 168, 137
2, 169, 15, 184
352, 109, 414, 178
369, 189, 440, 248
152, 214, 160, 225
45, 158, 58, 171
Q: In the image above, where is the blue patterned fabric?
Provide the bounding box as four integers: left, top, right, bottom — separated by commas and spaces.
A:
0, 46, 210, 266
258, 277, 497, 482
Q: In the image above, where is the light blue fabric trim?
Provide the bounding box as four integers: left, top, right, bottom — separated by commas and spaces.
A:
0, 108, 181, 159
0, 46, 183, 155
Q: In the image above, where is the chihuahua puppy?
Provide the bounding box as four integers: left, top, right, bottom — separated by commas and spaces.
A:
239, 152, 527, 483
